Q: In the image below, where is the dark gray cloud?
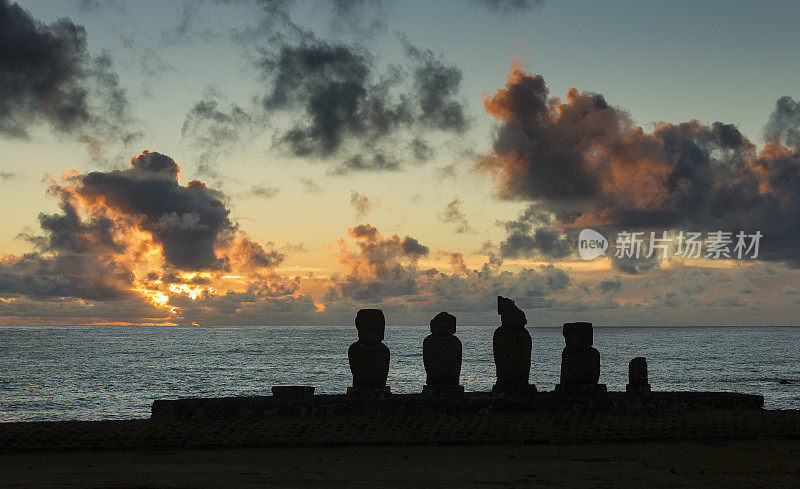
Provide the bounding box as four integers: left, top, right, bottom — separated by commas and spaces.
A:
598, 276, 622, 294
479, 66, 800, 269
335, 151, 401, 174
400, 236, 429, 257
256, 37, 468, 173
175, 1, 469, 174
0, 1, 136, 147
259, 39, 409, 160
402, 38, 469, 133
75, 151, 237, 270
181, 97, 255, 175
439, 198, 474, 234
326, 0, 388, 38
299, 177, 322, 193
435, 163, 458, 180
497, 205, 573, 259
765, 96, 800, 148
246, 183, 280, 199
75, 0, 125, 13
469, 0, 546, 14
0, 252, 134, 300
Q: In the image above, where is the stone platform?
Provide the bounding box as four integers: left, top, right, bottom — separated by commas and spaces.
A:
151, 390, 764, 421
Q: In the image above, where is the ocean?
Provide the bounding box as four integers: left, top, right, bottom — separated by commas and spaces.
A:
1, 325, 798, 421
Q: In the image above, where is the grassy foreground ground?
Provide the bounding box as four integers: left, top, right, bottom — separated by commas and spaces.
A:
2, 410, 800, 487
2, 440, 800, 488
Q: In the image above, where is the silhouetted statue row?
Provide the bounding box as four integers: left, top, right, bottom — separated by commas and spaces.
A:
347, 296, 650, 396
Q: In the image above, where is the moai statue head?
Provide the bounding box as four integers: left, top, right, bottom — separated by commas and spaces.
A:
563, 322, 593, 348
430, 311, 456, 336
497, 296, 527, 326
355, 309, 385, 344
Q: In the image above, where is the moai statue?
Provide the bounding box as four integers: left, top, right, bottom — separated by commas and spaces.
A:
492, 296, 536, 394
347, 309, 391, 395
555, 322, 606, 394
626, 357, 651, 395
422, 312, 464, 396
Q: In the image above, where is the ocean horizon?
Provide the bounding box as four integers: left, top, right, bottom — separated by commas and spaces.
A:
2, 325, 798, 422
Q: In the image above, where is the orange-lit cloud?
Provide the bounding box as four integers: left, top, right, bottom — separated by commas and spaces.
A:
479, 62, 800, 270
1, 150, 294, 322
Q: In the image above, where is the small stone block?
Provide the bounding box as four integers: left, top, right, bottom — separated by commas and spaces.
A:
271, 386, 315, 398
628, 356, 649, 385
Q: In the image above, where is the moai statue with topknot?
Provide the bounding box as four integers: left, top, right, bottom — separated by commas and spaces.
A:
626, 357, 651, 395
422, 312, 464, 396
492, 296, 536, 394
347, 309, 391, 395
555, 322, 606, 394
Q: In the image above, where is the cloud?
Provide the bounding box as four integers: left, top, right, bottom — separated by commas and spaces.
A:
350, 191, 376, 218
435, 163, 458, 180
478, 63, 800, 269
299, 177, 323, 193
4, 151, 287, 317
74, 0, 125, 13
401, 37, 469, 133
0, 1, 137, 149
0, 252, 134, 300
324, 223, 430, 301
71, 151, 238, 270
468, 0, 546, 14
180, 97, 255, 175
258, 39, 409, 163
320, 222, 574, 317
497, 204, 573, 259
439, 198, 475, 234
176, 3, 468, 175
598, 276, 622, 294
245, 183, 280, 199
325, 0, 388, 38
255, 36, 468, 173
765, 96, 800, 148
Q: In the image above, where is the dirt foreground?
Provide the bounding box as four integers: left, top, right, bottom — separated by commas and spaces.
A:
2, 440, 800, 488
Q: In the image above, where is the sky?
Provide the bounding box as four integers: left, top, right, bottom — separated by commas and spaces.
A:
1, 0, 800, 326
